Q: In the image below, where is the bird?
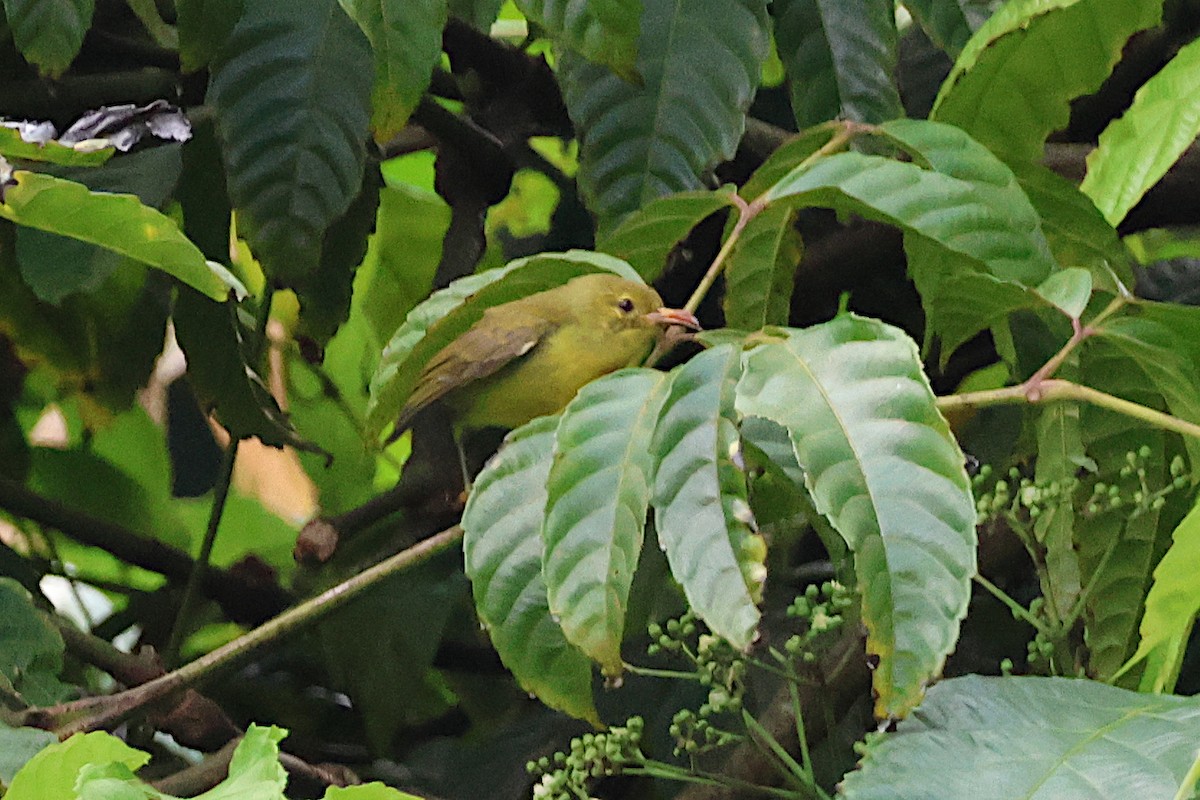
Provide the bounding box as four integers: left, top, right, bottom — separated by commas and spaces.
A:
393, 272, 700, 436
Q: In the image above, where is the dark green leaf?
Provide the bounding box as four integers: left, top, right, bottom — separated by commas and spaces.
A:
841, 675, 1200, 799
0, 578, 69, 706
517, 0, 641, 79
558, 0, 769, 233
208, 0, 373, 286
598, 188, 736, 282
2, 0, 93, 77
174, 290, 321, 451
772, 0, 902, 127
178, 0, 244, 72
543, 368, 670, 674
1013, 163, 1133, 293
0, 726, 56, 786
462, 415, 600, 723
653, 345, 762, 649
722, 203, 799, 330
736, 316, 975, 717
932, 0, 1162, 164
739, 125, 841, 201
339, 0, 447, 140
902, 0, 996, 57
295, 162, 382, 349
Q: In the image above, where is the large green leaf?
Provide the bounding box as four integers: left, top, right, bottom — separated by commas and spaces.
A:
516, 0, 641, 80
652, 345, 762, 650
542, 368, 670, 674
598, 187, 737, 282
1081, 35, 1200, 227
902, 0, 995, 58
462, 415, 600, 723
736, 316, 975, 718
765, 145, 1053, 286
1013, 163, 1133, 292
1092, 315, 1200, 469
2, 0, 93, 77
4, 732, 148, 800
0, 170, 229, 300
931, 0, 1162, 165
208, 0, 373, 286
177, 0, 244, 71
365, 250, 640, 439
70, 725, 288, 800
772, 0, 902, 127
1077, 339, 1170, 681
558, 0, 768, 233
841, 675, 1200, 799
1120, 499, 1200, 693
339, 0, 447, 141
722, 203, 798, 330
762, 128, 1056, 355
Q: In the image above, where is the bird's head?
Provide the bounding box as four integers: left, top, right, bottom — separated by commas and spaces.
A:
567, 273, 700, 336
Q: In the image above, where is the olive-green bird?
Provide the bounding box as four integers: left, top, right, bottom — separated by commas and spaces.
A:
393, 273, 699, 434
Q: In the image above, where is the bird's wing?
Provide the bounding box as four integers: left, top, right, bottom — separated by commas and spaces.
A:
393, 306, 557, 433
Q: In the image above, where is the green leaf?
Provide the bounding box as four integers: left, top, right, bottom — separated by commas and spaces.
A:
772, 0, 902, 127
5, 731, 148, 800
294, 162, 383, 349
722, 203, 799, 330
558, 0, 768, 233
15, 230, 124, 305
365, 250, 641, 440
447, 0, 502, 28
174, 290, 320, 450
0, 127, 113, 166
542, 368, 670, 674
208, 0, 373, 286
72, 725, 288, 800
2, 0, 93, 77
1081, 35, 1200, 227
902, 0, 995, 57
0, 726, 56, 786
0, 170, 229, 300
1120, 499, 1200, 693
765, 142, 1053, 286
516, 0, 641, 80
1013, 163, 1133, 293
339, 0, 447, 141
1077, 338, 1170, 680
1092, 315, 1200, 468
1035, 267, 1092, 320
736, 316, 975, 718
598, 188, 736, 282
652, 345, 762, 650
177, 0, 244, 72
462, 415, 600, 724
325, 785, 425, 800
739, 125, 841, 201
840, 675, 1200, 799
1032, 398, 1085, 622
931, 0, 1162, 164
0, 578, 69, 706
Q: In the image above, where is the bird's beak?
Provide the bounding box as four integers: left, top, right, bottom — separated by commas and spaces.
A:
645, 307, 701, 330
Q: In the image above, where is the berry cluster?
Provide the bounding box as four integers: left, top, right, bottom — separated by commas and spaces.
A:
527, 718, 646, 800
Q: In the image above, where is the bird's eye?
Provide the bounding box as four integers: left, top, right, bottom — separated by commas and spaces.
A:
617, 297, 635, 313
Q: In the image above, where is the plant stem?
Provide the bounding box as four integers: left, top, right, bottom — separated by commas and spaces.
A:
163, 442, 237, 666
938, 379, 1200, 441
973, 573, 1049, 634
683, 193, 753, 316
45, 525, 464, 738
